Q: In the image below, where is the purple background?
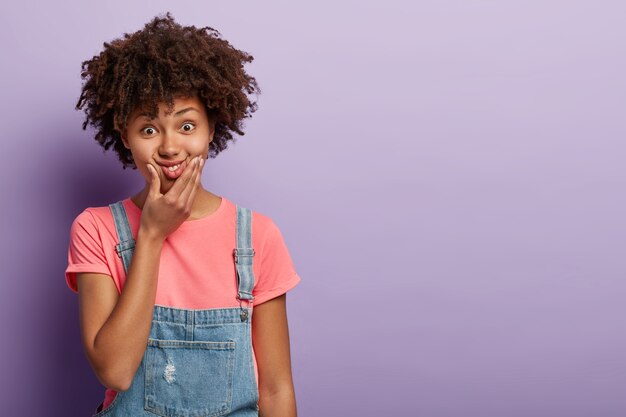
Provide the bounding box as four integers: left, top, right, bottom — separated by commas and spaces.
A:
1, 1, 625, 416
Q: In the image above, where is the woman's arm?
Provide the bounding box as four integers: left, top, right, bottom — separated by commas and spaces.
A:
77, 230, 164, 391
76, 157, 203, 391
252, 293, 298, 417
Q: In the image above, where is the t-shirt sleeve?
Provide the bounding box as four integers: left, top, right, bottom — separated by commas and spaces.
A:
65, 209, 112, 293
253, 219, 302, 306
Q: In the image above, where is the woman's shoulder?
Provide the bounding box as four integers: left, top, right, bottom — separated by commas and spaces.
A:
69, 200, 128, 240
71, 203, 111, 224
239, 201, 279, 232
225, 198, 285, 244
71, 196, 283, 242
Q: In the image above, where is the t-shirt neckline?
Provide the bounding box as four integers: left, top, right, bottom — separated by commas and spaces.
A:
123, 195, 228, 230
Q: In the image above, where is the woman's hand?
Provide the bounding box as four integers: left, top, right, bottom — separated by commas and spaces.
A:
139, 156, 205, 240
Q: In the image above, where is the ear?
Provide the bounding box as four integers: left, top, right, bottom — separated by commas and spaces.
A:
119, 130, 130, 150
115, 121, 131, 149
208, 119, 216, 144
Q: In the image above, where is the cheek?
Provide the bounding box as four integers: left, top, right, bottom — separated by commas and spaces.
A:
140, 164, 151, 177
128, 148, 153, 177
129, 143, 155, 164
136, 164, 151, 182
189, 136, 211, 155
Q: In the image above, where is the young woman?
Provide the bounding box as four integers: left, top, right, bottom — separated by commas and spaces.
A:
65, 12, 301, 417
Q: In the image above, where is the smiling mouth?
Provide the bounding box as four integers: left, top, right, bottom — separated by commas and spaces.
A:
159, 160, 187, 180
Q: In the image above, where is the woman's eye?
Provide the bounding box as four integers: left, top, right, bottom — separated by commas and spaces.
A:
142, 127, 156, 135
181, 123, 196, 132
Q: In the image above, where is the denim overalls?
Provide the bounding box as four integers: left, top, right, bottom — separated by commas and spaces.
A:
92, 200, 259, 417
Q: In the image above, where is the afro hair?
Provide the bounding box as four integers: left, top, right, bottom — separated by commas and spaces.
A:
75, 11, 260, 169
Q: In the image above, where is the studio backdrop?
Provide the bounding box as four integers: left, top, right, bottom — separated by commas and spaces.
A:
0, 1, 624, 416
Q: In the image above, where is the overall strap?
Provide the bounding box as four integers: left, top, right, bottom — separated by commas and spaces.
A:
109, 201, 135, 274
234, 205, 255, 321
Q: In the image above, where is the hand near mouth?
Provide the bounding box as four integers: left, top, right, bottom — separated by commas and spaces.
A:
139, 155, 205, 240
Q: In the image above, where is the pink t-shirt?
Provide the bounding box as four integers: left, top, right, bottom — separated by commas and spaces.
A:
65, 195, 301, 410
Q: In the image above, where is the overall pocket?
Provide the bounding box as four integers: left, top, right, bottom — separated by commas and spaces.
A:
144, 338, 236, 417
92, 390, 124, 417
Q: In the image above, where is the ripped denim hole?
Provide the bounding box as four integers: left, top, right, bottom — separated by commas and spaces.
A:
163, 357, 176, 384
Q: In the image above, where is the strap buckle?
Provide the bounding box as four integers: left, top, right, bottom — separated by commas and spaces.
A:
236, 296, 253, 321
233, 248, 255, 264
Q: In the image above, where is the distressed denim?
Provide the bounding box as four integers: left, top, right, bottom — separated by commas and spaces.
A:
92, 201, 259, 417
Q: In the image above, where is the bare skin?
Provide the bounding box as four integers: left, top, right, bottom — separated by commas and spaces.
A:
253, 294, 298, 416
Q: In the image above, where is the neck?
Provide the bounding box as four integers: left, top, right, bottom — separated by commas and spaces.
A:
131, 185, 221, 221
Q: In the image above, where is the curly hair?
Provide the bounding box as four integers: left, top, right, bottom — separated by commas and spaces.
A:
75, 12, 260, 169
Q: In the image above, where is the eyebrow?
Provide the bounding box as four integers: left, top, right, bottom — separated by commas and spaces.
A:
134, 107, 200, 122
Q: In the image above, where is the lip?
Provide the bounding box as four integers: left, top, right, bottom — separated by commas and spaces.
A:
156, 159, 185, 167
157, 159, 187, 180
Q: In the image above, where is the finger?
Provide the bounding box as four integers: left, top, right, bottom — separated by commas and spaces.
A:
165, 156, 198, 199
146, 164, 161, 199
178, 156, 200, 205
197, 156, 205, 180
184, 158, 203, 209
169, 156, 199, 203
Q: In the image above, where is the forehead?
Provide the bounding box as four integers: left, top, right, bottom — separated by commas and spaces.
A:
129, 95, 205, 121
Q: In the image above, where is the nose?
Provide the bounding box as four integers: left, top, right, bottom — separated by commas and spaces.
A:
158, 132, 181, 158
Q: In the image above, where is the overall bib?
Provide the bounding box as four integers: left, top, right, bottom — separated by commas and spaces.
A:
92, 201, 259, 417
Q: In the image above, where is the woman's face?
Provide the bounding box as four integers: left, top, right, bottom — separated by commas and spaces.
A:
122, 95, 214, 194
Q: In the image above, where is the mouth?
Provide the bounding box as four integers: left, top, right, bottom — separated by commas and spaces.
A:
158, 159, 187, 180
